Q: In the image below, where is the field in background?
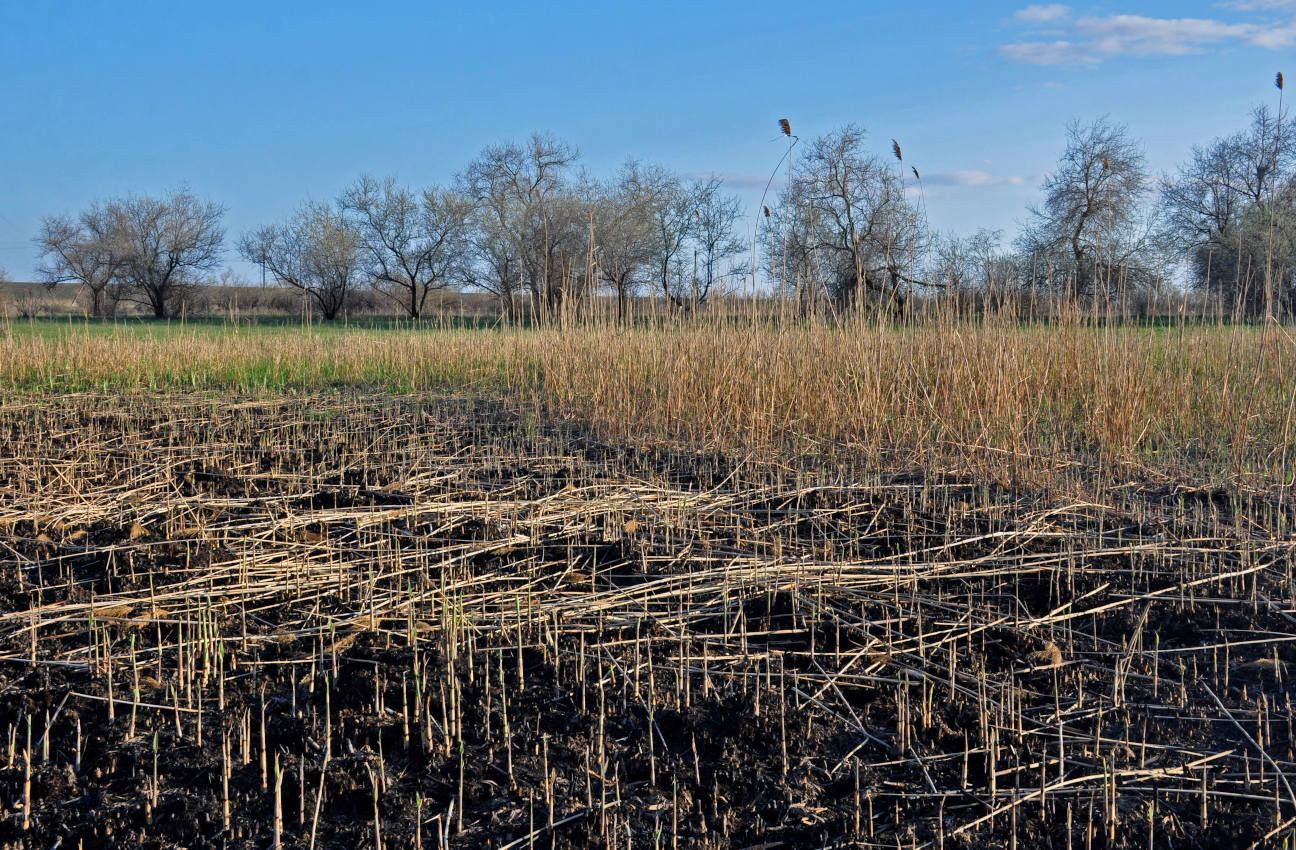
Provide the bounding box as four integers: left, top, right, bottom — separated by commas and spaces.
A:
1, 317, 1295, 849
0, 281, 504, 322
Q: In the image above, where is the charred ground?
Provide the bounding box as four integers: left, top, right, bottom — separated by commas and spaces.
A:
0, 394, 1293, 849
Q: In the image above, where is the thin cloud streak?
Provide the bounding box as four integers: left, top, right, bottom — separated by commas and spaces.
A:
688, 171, 786, 191
1219, 0, 1296, 9
1001, 5, 1296, 66
1014, 4, 1071, 23
919, 170, 1028, 187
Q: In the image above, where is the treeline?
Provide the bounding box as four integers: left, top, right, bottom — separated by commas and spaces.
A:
30, 137, 747, 322
768, 79, 1292, 319
28, 77, 1295, 322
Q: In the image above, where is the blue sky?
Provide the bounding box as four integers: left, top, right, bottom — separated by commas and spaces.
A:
1, 0, 1291, 280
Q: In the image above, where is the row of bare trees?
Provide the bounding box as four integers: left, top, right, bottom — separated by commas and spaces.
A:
937, 96, 1293, 318
238, 180, 475, 321
766, 94, 1293, 319
30, 86, 1294, 321
34, 190, 226, 318
31, 135, 748, 322
1013, 102, 1295, 318
236, 136, 748, 321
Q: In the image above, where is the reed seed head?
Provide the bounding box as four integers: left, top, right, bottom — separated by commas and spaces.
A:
1029, 642, 1064, 669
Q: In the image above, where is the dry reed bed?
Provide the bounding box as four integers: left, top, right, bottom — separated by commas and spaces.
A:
2, 318, 1294, 487
0, 393, 1293, 848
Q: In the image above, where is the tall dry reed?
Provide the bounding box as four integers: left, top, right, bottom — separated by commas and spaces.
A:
1, 313, 1290, 487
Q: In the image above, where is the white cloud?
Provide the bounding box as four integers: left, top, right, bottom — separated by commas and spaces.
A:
1014, 4, 1071, 23
920, 170, 1028, 187
1218, 0, 1296, 9
1080, 14, 1294, 53
1002, 5, 1296, 65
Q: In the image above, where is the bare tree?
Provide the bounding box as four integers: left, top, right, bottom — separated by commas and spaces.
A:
589, 161, 656, 321
1161, 105, 1296, 315
930, 228, 1021, 312
689, 177, 745, 309
541, 189, 599, 316
766, 182, 828, 313
1161, 106, 1295, 247
1188, 182, 1296, 316
341, 176, 473, 319
461, 150, 745, 320
462, 210, 523, 321
639, 166, 695, 310
34, 202, 129, 317
114, 189, 226, 318
771, 125, 925, 311
1021, 117, 1153, 300
930, 231, 975, 295
461, 133, 580, 320
240, 201, 363, 321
